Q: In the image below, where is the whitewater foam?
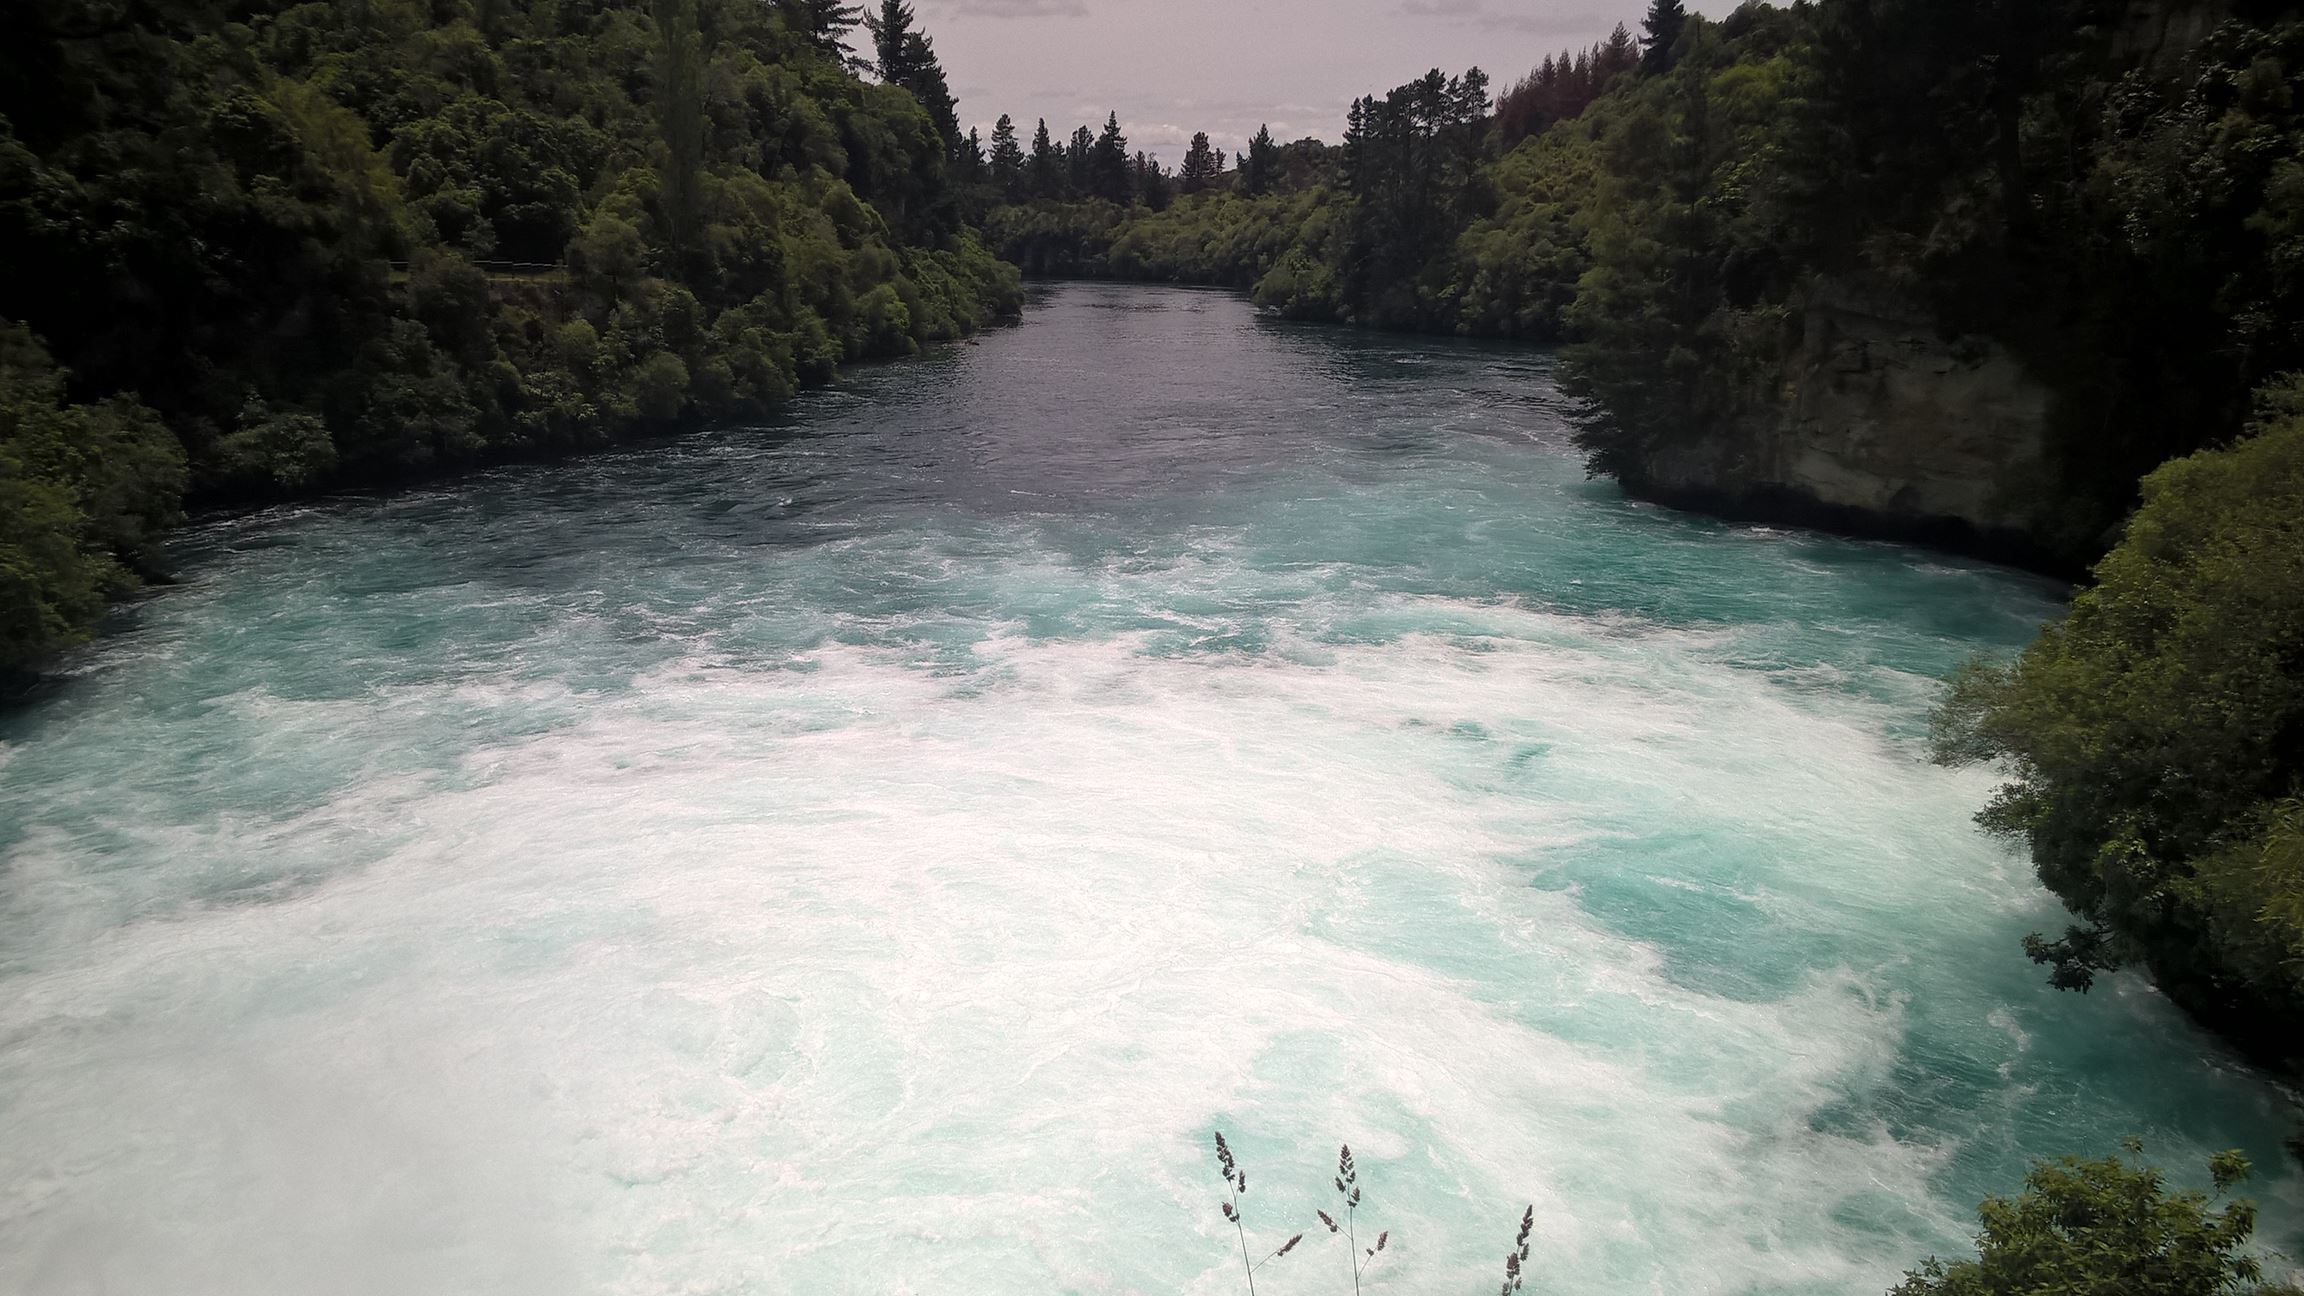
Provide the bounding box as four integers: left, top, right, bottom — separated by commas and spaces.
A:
2, 283, 2294, 1295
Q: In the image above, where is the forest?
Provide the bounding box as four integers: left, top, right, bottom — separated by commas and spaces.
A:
0, 0, 1018, 676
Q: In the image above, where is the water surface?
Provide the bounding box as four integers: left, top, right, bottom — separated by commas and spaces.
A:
3, 282, 2296, 1294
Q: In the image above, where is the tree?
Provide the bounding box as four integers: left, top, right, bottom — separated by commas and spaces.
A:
1134, 150, 1171, 211
1067, 123, 1095, 197
1337, 68, 1494, 327
649, 0, 706, 260
1245, 124, 1277, 196
1028, 117, 1062, 198
1600, 22, 1638, 78
988, 113, 1025, 199
868, 0, 960, 155
0, 325, 184, 674
787, 0, 863, 65
959, 126, 986, 185
1091, 111, 1131, 204
1640, 0, 1687, 74
1932, 399, 2304, 1059
1892, 1147, 2260, 1296
1180, 131, 1220, 193
0, 0, 1025, 683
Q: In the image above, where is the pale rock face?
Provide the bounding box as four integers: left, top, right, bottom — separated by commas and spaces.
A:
1628, 282, 2056, 564
1770, 291, 2049, 531
1618, 0, 2234, 571
2112, 0, 2232, 67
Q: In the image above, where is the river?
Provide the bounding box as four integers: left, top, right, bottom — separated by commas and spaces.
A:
1, 282, 2297, 1294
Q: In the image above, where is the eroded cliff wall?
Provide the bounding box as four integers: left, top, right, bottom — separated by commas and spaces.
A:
1621, 284, 2061, 568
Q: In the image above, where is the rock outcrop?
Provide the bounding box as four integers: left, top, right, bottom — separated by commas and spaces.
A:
1619, 282, 2064, 570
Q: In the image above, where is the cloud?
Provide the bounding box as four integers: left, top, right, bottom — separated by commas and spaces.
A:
919, 0, 1090, 17
1396, 0, 1621, 37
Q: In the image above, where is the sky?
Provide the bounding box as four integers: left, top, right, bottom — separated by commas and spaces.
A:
912, 0, 1717, 162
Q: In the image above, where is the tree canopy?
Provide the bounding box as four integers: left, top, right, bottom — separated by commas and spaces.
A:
1933, 395, 2304, 1064
1891, 1146, 2261, 1296
0, 0, 1018, 678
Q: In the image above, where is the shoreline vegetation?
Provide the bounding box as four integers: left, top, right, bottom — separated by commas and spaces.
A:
6, 0, 2304, 1287
1, 0, 1020, 681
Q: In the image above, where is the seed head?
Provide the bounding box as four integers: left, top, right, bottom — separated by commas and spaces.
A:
1317, 1210, 1338, 1234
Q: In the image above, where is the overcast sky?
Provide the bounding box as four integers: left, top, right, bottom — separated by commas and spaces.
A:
913, 0, 1719, 161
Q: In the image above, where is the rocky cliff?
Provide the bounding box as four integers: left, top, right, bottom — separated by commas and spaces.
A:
1618, 283, 2064, 571
1608, 0, 2252, 577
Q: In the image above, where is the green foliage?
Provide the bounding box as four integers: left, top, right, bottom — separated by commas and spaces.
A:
0, 326, 184, 674
1890, 1147, 2261, 1296
1932, 403, 2304, 1058
0, 0, 1018, 677
1494, 26, 1639, 148
1453, 113, 1603, 341
1109, 191, 1340, 290
1562, 11, 1807, 482
1336, 67, 1495, 329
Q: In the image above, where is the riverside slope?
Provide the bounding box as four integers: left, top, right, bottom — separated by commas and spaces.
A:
0, 283, 2298, 1295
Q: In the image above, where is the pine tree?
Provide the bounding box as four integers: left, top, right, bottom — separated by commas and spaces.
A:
1180, 130, 1219, 193
1135, 150, 1172, 210
868, 0, 961, 155
787, 0, 863, 65
960, 126, 985, 184
1091, 112, 1131, 203
1600, 21, 1638, 79
1245, 124, 1277, 195
1066, 123, 1094, 197
869, 0, 917, 81
988, 113, 1025, 199
1639, 0, 1687, 74
1028, 117, 1061, 199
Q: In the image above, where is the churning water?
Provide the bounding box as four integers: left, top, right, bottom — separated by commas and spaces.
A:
1, 283, 2297, 1295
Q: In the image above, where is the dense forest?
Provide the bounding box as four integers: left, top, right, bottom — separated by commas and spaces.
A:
0, 0, 1019, 678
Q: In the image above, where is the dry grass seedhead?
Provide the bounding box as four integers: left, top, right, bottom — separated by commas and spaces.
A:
1333, 1143, 1386, 1294
1210, 1130, 1300, 1295
1501, 1205, 1534, 1295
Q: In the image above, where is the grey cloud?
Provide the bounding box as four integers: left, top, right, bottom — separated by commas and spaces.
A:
932, 0, 1717, 148
920, 0, 1090, 17
1398, 0, 1626, 37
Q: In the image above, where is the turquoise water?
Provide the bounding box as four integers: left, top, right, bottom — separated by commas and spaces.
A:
1, 282, 2296, 1294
